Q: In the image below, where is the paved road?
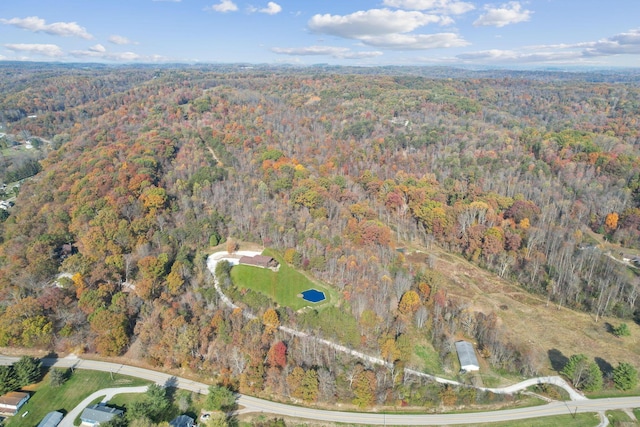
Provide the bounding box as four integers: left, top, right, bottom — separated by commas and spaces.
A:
2, 355, 639, 425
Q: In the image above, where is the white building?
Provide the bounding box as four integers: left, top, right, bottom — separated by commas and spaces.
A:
455, 341, 480, 372
0, 391, 30, 415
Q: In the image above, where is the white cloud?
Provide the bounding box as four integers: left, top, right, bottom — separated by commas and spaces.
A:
109, 35, 136, 45
307, 8, 467, 51
582, 29, 640, 56
89, 44, 106, 53
473, 2, 532, 28
271, 45, 383, 59
383, 0, 475, 15
457, 49, 581, 63
4, 43, 64, 57
260, 2, 282, 15
309, 9, 450, 39
455, 28, 640, 65
272, 46, 348, 56
0, 16, 93, 39
360, 32, 469, 50
209, 0, 238, 12
70, 48, 145, 61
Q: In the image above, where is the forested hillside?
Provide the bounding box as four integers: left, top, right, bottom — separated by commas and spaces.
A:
0, 63, 639, 406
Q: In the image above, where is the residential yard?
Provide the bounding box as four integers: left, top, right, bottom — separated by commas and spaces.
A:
230, 250, 337, 310
4, 369, 150, 427
109, 389, 206, 424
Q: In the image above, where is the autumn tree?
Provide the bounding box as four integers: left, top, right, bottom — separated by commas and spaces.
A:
262, 308, 280, 335
299, 369, 319, 402
605, 212, 619, 232
90, 308, 129, 356
398, 290, 421, 315
352, 368, 376, 407
286, 366, 305, 399
267, 341, 287, 368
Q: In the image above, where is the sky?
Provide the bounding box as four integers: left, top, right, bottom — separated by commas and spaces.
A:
1, 0, 640, 68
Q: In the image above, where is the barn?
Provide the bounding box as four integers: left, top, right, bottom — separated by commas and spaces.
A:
455, 340, 480, 372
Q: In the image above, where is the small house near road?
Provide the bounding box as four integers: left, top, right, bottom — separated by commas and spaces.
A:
238, 254, 279, 270
170, 414, 196, 427
80, 403, 123, 427
37, 411, 64, 427
0, 391, 30, 415
455, 340, 480, 372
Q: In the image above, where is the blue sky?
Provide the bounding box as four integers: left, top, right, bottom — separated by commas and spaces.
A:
1, 0, 639, 68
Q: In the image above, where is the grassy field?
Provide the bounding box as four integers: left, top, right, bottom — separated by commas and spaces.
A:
236, 412, 600, 427
460, 413, 600, 427
414, 344, 445, 376
404, 247, 640, 378
605, 409, 638, 425
5, 369, 150, 427
230, 251, 336, 310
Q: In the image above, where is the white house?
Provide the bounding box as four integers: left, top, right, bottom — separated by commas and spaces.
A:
80, 404, 123, 427
0, 391, 30, 415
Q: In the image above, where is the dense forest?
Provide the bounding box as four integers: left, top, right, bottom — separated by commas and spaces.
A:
0, 63, 639, 408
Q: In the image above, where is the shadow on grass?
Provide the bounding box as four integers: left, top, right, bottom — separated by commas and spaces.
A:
548, 348, 569, 373
595, 357, 614, 376
604, 322, 614, 334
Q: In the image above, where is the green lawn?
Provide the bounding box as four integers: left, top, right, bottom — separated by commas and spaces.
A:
415, 344, 444, 375
109, 391, 205, 424
230, 252, 336, 310
606, 409, 638, 425
456, 413, 599, 427
5, 369, 150, 427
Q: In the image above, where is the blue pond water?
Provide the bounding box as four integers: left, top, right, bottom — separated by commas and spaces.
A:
301, 289, 326, 303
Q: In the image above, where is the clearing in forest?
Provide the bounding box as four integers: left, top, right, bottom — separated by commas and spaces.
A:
230, 252, 335, 310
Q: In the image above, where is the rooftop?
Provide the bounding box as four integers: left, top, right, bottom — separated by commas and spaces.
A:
81, 404, 123, 423
0, 391, 29, 406
455, 340, 480, 371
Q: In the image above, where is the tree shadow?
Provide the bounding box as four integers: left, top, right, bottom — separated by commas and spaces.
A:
604, 322, 614, 334
164, 376, 178, 401
595, 357, 614, 376
548, 348, 569, 372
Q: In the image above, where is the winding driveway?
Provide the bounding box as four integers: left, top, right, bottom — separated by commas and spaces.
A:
206, 251, 586, 401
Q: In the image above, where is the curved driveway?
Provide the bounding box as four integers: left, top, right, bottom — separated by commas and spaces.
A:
206, 252, 586, 401
58, 386, 149, 427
